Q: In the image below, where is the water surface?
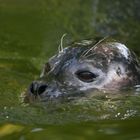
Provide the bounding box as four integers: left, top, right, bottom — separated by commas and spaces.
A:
0, 0, 140, 139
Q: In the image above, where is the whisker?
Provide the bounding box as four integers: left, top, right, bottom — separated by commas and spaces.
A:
81, 36, 109, 58
58, 33, 67, 53
84, 53, 96, 58
58, 44, 61, 53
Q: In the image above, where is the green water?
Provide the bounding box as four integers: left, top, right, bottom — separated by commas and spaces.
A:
0, 0, 140, 139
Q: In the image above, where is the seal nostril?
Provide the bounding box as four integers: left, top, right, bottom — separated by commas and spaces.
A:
29, 82, 47, 95
30, 83, 34, 94
38, 84, 48, 95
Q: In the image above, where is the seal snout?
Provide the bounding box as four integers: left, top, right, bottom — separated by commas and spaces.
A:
29, 81, 48, 96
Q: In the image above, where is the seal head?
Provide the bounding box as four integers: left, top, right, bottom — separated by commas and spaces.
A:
24, 38, 140, 102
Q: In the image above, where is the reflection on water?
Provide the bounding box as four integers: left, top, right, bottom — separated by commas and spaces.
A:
1, 119, 140, 140
0, 0, 140, 139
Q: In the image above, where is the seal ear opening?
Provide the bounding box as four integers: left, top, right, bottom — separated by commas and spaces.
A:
116, 67, 122, 76
75, 70, 98, 83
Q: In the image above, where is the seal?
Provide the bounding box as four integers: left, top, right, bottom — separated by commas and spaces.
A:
24, 37, 140, 102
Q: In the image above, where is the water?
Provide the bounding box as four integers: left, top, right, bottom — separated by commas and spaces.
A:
0, 0, 140, 139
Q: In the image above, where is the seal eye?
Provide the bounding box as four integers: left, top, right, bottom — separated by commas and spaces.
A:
75, 71, 98, 83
